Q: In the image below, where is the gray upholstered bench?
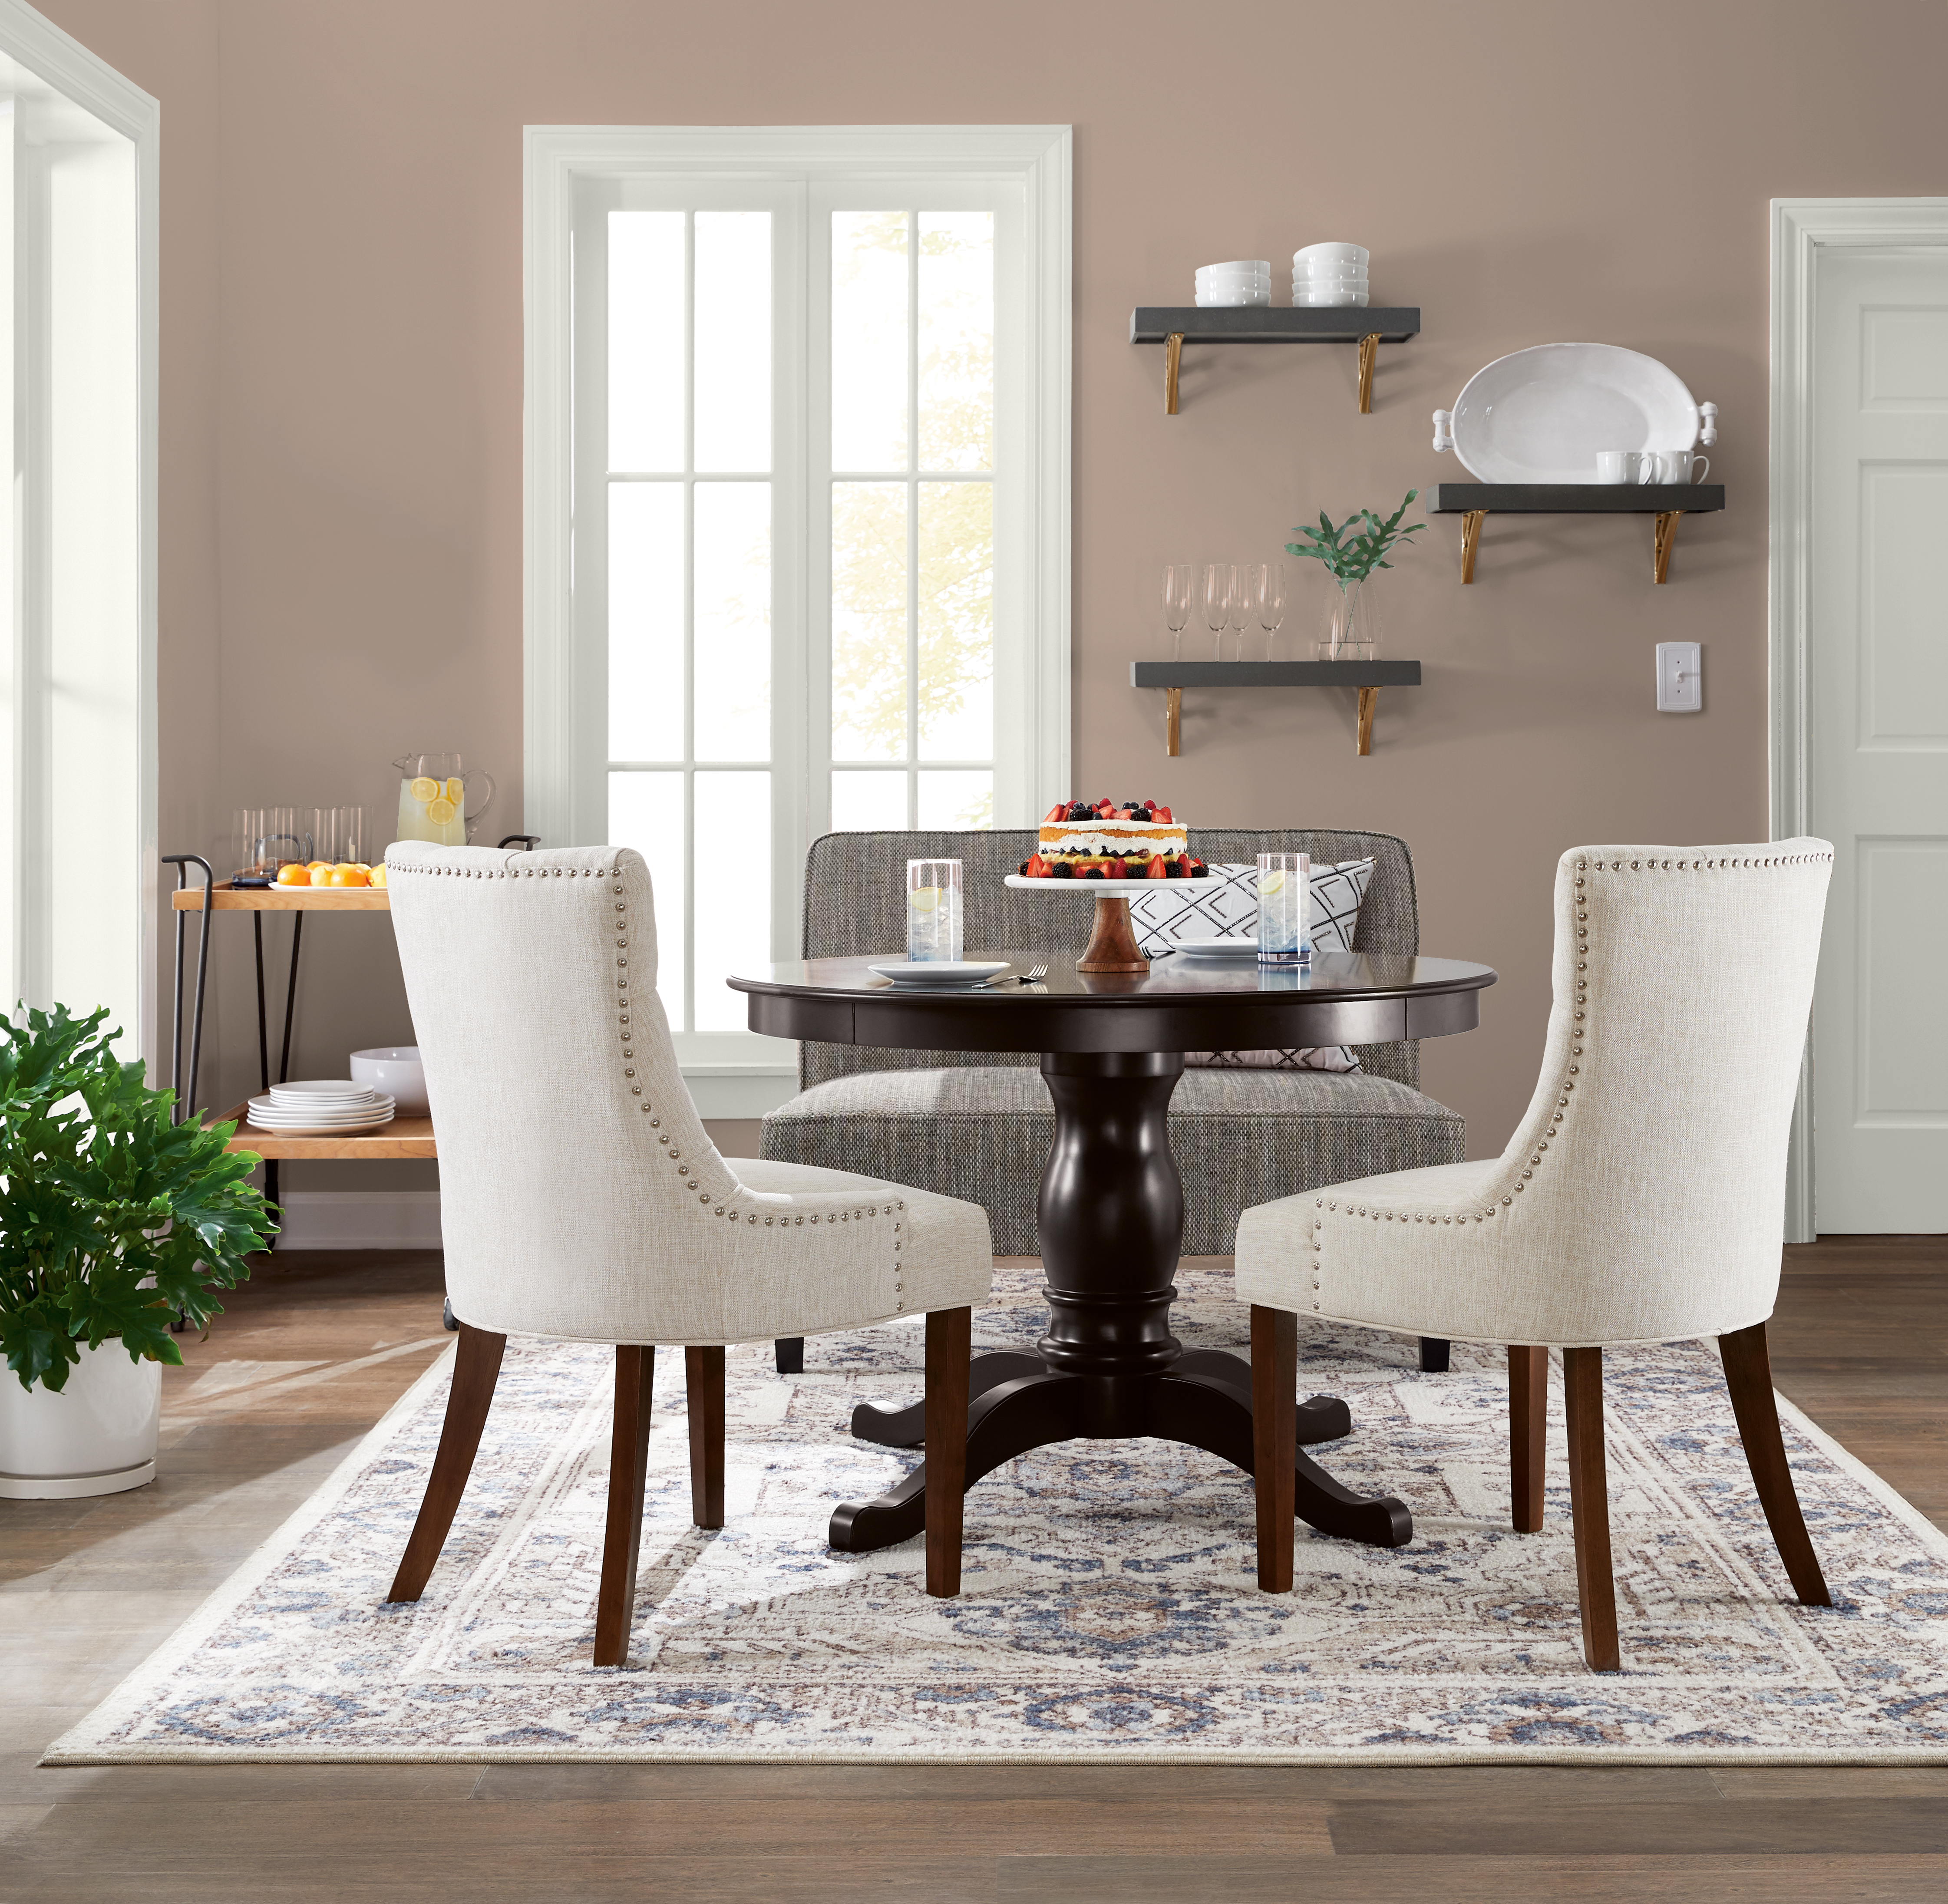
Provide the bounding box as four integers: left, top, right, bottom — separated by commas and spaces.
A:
760, 827, 1465, 1365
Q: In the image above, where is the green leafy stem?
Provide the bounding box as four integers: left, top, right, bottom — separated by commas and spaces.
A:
1285, 488, 1426, 587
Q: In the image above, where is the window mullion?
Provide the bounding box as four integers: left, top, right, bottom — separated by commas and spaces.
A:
905, 207, 920, 828
683, 209, 697, 1035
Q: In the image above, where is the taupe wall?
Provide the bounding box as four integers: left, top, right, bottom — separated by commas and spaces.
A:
44, 0, 1948, 1184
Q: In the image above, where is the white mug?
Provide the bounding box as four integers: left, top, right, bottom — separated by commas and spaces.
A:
1595, 450, 1656, 485
1650, 450, 1709, 484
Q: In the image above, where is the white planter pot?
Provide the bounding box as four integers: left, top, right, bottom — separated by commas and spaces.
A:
0, 1342, 161, 1498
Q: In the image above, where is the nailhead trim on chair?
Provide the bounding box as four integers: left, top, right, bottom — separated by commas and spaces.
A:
1297, 848, 1835, 1297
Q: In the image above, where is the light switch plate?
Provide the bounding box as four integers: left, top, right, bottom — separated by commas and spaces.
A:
1657, 641, 1701, 713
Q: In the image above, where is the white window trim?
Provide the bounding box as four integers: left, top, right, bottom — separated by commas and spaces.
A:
524, 125, 1070, 1113
0, 0, 158, 1075
1769, 195, 1948, 1243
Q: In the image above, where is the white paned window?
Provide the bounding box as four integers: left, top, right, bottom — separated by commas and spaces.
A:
537, 129, 1070, 1114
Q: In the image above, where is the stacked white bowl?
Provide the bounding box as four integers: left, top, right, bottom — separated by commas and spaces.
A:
247, 1079, 396, 1134
1195, 259, 1271, 308
1292, 242, 1370, 308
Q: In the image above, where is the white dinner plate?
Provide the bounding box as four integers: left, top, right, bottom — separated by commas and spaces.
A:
268, 1080, 379, 1102
866, 961, 1012, 988
1168, 936, 1261, 960
1439, 343, 1708, 484
250, 1093, 394, 1124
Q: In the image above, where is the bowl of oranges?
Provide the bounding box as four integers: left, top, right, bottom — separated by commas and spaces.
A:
275, 859, 389, 891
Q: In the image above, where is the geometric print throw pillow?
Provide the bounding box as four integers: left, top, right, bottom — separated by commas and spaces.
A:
1126, 859, 1374, 1071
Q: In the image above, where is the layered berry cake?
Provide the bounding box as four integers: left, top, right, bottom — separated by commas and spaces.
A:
1020, 799, 1207, 881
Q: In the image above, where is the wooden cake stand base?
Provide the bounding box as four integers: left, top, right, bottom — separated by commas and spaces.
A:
1077, 893, 1150, 973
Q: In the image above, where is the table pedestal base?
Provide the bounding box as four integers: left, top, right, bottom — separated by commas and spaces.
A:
828, 1048, 1413, 1561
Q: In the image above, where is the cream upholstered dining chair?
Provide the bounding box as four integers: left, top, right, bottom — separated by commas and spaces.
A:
1235, 841, 1834, 1672
381, 842, 993, 1663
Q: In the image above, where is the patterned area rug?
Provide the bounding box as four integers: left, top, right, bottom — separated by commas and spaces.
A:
46, 1265, 1948, 1765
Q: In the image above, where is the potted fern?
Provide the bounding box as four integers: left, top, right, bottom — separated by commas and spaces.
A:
1286, 488, 1425, 660
0, 1003, 274, 1498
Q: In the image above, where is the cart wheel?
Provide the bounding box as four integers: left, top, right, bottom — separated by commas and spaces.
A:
442, 1297, 458, 1332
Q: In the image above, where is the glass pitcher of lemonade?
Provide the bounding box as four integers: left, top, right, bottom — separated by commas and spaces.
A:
393, 752, 495, 847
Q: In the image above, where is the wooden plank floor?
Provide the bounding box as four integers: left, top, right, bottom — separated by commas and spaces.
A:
1, 1238, 1944, 1901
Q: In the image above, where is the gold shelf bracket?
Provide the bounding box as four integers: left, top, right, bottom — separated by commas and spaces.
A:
1459, 508, 1488, 583
1653, 509, 1684, 583
1164, 686, 1182, 756
1356, 686, 1379, 756
1164, 332, 1184, 415
1357, 333, 1380, 413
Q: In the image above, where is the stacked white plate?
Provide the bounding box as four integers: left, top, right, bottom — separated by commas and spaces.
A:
1293, 242, 1370, 307
248, 1079, 396, 1135
1196, 259, 1271, 308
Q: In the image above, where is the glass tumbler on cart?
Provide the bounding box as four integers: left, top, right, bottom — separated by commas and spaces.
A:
907, 860, 964, 964
1257, 852, 1310, 968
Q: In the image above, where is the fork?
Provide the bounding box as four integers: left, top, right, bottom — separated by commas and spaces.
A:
982, 963, 1048, 988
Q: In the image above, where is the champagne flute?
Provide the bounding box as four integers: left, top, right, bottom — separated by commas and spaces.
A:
1225, 564, 1250, 660
1257, 562, 1286, 660
1202, 562, 1230, 661
1162, 564, 1193, 660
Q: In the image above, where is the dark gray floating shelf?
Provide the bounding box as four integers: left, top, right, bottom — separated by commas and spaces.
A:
1423, 483, 1726, 583
1129, 306, 1421, 416
1129, 660, 1421, 758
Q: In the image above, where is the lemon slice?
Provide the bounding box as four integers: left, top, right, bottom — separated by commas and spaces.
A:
1258, 869, 1287, 898
909, 886, 940, 914
410, 776, 439, 802
370, 864, 388, 888
426, 795, 457, 825
444, 776, 464, 803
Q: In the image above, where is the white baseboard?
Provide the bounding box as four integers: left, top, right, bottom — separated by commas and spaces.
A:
272, 1191, 442, 1251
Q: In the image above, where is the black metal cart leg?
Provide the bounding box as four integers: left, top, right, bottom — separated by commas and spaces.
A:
277, 911, 304, 1085
253, 912, 280, 1213
161, 856, 215, 1126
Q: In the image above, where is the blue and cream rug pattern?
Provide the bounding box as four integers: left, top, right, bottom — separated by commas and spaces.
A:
46, 1265, 1948, 1765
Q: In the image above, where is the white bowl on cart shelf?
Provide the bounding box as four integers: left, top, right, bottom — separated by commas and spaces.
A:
349, 1046, 429, 1116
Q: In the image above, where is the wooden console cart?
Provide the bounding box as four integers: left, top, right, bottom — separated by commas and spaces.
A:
163, 859, 436, 1208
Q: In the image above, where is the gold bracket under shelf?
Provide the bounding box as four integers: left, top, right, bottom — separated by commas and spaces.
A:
1165, 686, 1182, 755
1459, 509, 1488, 583
1653, 509, 1684, 584
1356, 687, 1379, 755
1164, 332, 1184, 414
1357, 333, 1380, 414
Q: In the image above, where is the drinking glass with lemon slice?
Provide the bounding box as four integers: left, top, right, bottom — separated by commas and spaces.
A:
1256, 852, 1310, 968
906, 859, 964, 963
392, 752, 495, 847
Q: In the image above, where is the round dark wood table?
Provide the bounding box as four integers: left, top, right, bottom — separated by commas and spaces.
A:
728, 948, 1497, 1558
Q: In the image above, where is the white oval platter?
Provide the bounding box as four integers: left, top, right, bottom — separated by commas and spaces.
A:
1438, 343, 1709, 484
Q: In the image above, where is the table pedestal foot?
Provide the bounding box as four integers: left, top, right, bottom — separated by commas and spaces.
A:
850, 1350, 1047, 1449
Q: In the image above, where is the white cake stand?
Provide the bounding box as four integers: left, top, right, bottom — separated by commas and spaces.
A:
1003, 871, 1223, 973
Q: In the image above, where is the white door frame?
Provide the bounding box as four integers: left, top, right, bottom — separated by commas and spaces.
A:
1770, 196, 1948, 1242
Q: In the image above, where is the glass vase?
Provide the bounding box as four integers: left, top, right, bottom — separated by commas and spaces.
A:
1314, 574, 1378, 662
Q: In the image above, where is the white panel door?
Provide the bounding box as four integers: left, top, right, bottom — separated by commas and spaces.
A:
1811, 244, 1948, 1232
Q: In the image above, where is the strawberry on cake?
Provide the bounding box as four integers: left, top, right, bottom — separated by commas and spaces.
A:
1020, 799, 1206, 881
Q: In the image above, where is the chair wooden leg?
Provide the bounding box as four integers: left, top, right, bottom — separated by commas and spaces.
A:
685, 1345, 726, 1530
1509, 1345, 1549, 1534
924, 1306, 971, 1597
774, 1336, 804, 1375
387, 1323, 506, 1603
1418, 1336, 1451, 1373
1719, 1321, 1832, 1607
1251, 1305, 1298, 1592
592, 1344, 656, 1666
1562, 1346, 1620, 1672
